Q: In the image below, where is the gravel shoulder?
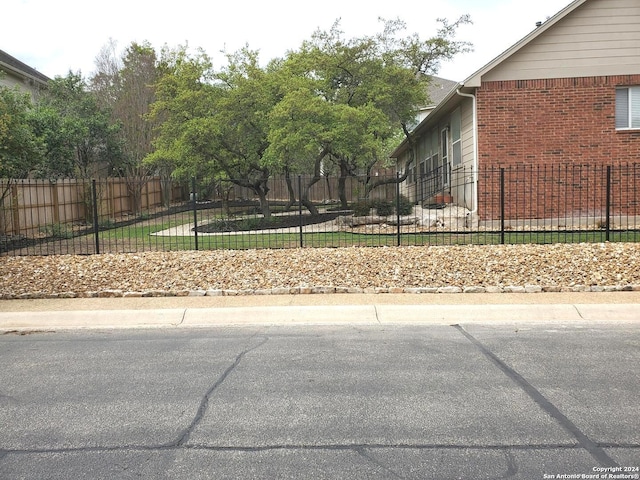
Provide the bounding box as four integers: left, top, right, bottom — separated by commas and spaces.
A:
2, 243, 640, 299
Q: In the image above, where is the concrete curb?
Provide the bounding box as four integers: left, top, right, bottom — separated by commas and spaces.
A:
3, 284, 640, 300
1, 304, 638, 331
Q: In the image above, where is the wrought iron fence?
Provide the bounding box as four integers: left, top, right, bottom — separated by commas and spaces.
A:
2, 163, 639, 256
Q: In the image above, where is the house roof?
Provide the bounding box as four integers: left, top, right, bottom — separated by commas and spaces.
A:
391, 0, 587, 158
425, 76, 459, 107
0, 49, 51, 85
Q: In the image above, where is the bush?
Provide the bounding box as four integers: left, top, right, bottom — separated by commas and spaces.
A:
40, 223, 74, 239
373, 199, 393, 216
395, 195, 414, 216
241, 217, 270, 230
98, 219, 115, 230
352, 200, 372, 217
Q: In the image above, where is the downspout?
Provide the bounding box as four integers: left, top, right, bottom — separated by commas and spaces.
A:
455, 86, 478, 222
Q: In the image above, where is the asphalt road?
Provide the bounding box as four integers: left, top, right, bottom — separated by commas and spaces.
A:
1, 322, 638, 479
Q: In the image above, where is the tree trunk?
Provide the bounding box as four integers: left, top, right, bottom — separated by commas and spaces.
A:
227, 167, 272, 219
284, 168, 297, 211
160, 174, 172, 208
338, 161, 350, 208
256, 187, 271, 219
324, 174, 333, 202
364, 123, 416, 196
300, 147, 330, 216
251, 177, 271, 219
301, 173, 322, 216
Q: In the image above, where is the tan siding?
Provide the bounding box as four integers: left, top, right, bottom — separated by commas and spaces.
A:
460, 98, 475, 167
0, 73, 24, 90
484, 0, 640, 81
0, 70, 45, 99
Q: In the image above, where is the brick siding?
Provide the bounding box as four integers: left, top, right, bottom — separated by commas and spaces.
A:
476, 75, 640, 220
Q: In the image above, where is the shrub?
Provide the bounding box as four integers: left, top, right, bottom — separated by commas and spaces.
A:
395, 195, 414, 216
40, 223, 74, 239
98, 219, 115, 230
373, 199, 394, 216
352, 200, 372, 217
241, 217, 270, 230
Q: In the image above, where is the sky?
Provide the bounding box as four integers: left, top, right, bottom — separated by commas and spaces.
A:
3, 0, 575, 83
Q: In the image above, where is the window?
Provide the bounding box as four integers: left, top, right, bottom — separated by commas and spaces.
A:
430, 129, 439, 175
441, 127, 449, 186
616, 87, 640, 130
451, 107, 462, 166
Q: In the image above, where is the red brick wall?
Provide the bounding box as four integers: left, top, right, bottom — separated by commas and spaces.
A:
476, 75, 640, 220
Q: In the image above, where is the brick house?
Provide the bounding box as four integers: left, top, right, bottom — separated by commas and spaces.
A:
391, 0, 640, 223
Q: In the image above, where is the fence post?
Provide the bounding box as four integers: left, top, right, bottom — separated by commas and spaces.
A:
396, 172, 401, 246
298, 175, 304, 248
10, 183, 20, 235
192, 177, 199, 251
92, 179, 100, 254
500, 168, 505, 245
606, 166, 611, 242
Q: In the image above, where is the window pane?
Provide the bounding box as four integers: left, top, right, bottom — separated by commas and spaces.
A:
631, 87, 640, 128
441, 129, 448, 158
451, 107, 461, 141
453, 141, 462, 166
431, 129, 438, 155
616, 88, 629, 129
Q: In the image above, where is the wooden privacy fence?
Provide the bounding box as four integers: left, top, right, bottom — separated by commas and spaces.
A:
228, 174, 396, 203
0, 176, 182, 236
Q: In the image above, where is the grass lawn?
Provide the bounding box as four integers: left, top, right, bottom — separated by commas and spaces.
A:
6, 206, 640, 255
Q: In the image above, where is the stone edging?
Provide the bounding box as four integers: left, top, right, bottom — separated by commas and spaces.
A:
2, 284, 640, 300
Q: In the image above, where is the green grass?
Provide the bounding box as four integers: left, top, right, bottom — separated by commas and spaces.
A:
65, 210, 640, 253
93, 229, 640, 252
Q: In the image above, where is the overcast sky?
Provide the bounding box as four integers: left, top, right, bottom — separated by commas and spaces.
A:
4, 0, 574, 83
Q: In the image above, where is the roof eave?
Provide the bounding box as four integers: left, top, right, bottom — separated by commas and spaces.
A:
390, 0, 589, 159
0, 61, 50, 87
462, 0, 588, 87
390, 83, 463, 158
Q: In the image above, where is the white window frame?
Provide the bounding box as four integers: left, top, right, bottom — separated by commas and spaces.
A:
451, 107, 462, 166
616, 86, 640, 130
441, 127, 450, 187
430, 129, 438, 175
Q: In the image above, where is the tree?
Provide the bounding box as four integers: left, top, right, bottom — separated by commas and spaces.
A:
31, 72, 123, 178
0, 83, 45, 234
91, 41, 162, 214
267, 17, 472, 211
147, 46, 282, 218
0, 84, 44, 179
145, 45, 218, 183
147, 16, 470, 218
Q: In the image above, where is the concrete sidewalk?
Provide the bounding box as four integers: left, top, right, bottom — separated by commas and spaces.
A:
1, 292, 639, 330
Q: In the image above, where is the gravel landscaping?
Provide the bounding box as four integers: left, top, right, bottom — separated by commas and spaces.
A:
1, 243, 640, 299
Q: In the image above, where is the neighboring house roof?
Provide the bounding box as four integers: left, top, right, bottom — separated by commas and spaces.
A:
411, 76, 459, 126
0, 49, 50, 87
425, 76, 459, 107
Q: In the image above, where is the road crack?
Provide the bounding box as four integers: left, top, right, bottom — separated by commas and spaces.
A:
168, 335, 269, 447
452, 324, 619, 468
175, 308, 187, 327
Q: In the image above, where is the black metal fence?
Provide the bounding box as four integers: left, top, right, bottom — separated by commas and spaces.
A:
2, 163, 639, 256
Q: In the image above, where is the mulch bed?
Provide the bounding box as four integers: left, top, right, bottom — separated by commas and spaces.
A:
196, 211, 344, 233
